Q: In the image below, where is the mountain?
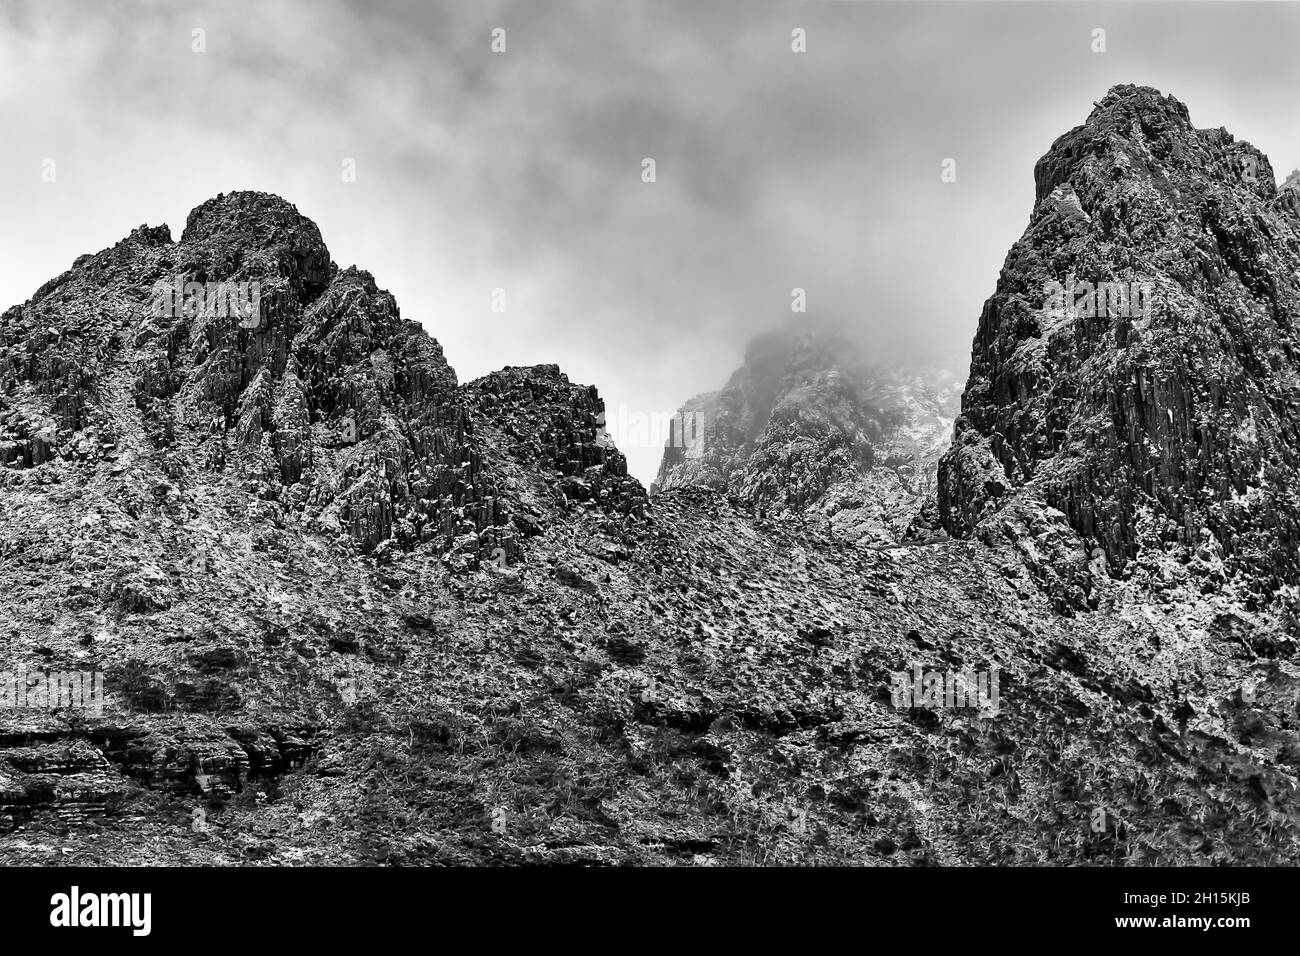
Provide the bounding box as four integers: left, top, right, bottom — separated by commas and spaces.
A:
0, 192, 644, 568
653, 329, 963, 545
938, 85, 1300, 606
4, 87, 1300, 868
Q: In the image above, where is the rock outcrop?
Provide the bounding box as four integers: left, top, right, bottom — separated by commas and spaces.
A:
938, 85, 1300, 596
0, 192, 637, 570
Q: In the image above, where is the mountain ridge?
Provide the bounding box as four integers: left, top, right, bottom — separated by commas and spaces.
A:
3, 88, 1300, 866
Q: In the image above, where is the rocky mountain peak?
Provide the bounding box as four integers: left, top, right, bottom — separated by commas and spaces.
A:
938, 84, 1300, 600
655, 328, 961, 544
1034, 85, 1278, 209
1, 192, 641, 567
178, 191, 334, 302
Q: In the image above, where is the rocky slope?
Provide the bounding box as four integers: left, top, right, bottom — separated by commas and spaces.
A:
937, 85, 1300, 604
3, 108, 1300, 869
0, 193, 646, 846
2, 472, 1296, 865
653, 330, 962, 544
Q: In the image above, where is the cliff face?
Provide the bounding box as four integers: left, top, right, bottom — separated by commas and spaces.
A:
938, 86, 1300, 595
654, 330, 961, 544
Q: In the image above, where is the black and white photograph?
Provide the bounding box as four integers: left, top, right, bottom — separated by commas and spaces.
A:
0, 0, 1296, 938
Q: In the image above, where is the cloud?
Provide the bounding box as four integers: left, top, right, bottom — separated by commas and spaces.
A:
3, 0, 1299, 484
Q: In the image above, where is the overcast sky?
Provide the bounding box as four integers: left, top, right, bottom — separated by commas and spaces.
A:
3, 0, 1299, 484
